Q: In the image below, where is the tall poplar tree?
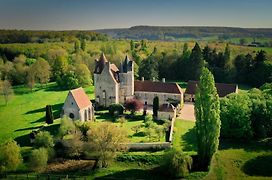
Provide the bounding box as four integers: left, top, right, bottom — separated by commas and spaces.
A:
194, 67, 221, 169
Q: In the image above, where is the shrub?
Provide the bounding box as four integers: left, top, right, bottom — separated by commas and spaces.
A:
124, 99, 143, 115
74, 120, 91, 140
117, 117, 127, 127
249, 89, 272, 138
117, 153, 164, 164
0, 140, 22, 174
54, 133, 83, 159
109, 104, 124, 117
29, 148, 48, 171
220, 93, 253, 139
144, 114, 153, 123
34, 131, 54, 148
163, 149, 193, 178
59, 116, 76, 138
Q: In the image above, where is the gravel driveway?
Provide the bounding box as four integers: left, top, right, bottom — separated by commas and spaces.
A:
178, 102, 196, 121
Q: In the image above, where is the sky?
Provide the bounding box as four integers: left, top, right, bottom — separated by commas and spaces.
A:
0, 0, 272, 30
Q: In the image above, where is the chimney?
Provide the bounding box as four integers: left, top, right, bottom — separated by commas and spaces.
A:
141, 77, 144, 81
162, 78, 165, 83
152, 77, 155, 82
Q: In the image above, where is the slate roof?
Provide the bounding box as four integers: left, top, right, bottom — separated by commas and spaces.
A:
94, 53, 108, 74
69, 87, 92, 109
134, 80, 183, 94
185, 80, 238, 97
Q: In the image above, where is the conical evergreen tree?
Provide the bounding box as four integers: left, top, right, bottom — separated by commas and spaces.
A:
189, 42, 204, 80
153, 96, 159, 118
194, 67, 221, 169
45, 105, 54, 124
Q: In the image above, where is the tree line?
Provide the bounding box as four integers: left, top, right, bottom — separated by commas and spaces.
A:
0, 30, 108, 44
137, 42, 272, 87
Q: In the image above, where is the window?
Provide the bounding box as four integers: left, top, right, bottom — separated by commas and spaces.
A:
69, 113, 74, 119
96, 96, 100, 103
102, 91, 106, 98
88, 108, 91, 120
71, 102, 73, 105
85, 110, 88, 121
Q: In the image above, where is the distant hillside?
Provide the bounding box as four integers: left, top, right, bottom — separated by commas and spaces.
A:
94, 26, 272, 41
0, 30, 108, 43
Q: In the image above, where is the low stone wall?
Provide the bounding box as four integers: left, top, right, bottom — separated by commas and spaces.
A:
168, 117, 176, 142
127, 142, 171, 151
127, 116, 176, 151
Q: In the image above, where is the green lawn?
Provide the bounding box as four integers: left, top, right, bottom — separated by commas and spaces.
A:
1, 83, 272, 179
95, 112, 165, 143
0, 82, 94, 145
206, 140, 272, 180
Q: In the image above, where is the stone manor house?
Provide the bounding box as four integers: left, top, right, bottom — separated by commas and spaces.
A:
94, 53, 183, 119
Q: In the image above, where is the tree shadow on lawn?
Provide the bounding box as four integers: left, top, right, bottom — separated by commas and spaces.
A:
15, 125, 43, 132
125, 114, 144, 122
219, 138, 272, 152
14, 123, 60, 147
43, 83, 65, 92
94, 168, 167, 180
132, 131, 146, 137
25, 103, 63, 115
14, 133, 31, 147
182, 127, 198, 152
95, 112, 114, 122
13, 85, 43, 95
242, 155, 272, 177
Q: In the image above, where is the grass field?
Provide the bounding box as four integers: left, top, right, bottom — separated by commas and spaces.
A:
0, 83, 94, 145
1, 83, 271, 179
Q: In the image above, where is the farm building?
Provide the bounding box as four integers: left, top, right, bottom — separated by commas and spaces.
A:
184, 80, 238, 102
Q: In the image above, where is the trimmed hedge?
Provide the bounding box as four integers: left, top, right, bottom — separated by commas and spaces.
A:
117, 153, 164, 165
108, 104, 124, 117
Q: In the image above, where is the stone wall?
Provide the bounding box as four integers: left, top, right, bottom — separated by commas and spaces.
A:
94, 62, 119, 107
158, 109, 176, 120
134, 91, 183, 106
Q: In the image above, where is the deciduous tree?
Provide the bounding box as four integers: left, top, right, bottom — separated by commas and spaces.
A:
0, 80, 13, 105
33, 58, 51, 86
124, 99, 143, 115
87, 122, 128, 167
34, 131, 54, 149
0, 140, 22, 174
28, 148, 48, 171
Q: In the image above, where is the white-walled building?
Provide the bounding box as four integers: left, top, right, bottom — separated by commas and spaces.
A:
62, 87, 94, 121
